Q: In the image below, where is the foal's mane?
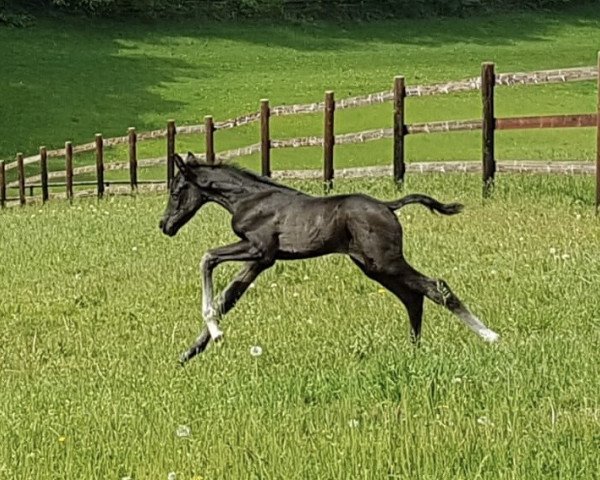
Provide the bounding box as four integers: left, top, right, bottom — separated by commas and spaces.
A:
188, 160, 299, 192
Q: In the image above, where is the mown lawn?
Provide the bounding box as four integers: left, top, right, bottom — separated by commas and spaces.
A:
1, 4, 599, 181
1, 174, 598, 478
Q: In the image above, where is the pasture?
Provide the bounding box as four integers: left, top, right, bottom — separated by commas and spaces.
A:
2, 5, 600, 179
1, 174, 599, 478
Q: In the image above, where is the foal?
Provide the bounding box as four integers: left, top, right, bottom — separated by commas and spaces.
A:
160, 153, 499, 364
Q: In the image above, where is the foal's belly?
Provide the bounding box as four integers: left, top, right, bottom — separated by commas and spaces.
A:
275, 203, 348, 258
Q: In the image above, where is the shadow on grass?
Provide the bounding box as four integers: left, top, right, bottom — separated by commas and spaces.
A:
0, 17, 199, 162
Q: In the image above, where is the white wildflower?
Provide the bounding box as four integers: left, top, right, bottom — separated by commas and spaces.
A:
167, 472, 177, 480
175, 425, 191, 438
477, 416, 494, 427
348, 419, 360, 428
250, 345, 263, 357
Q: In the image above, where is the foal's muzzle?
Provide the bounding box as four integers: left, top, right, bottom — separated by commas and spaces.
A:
159, 218, 176, 237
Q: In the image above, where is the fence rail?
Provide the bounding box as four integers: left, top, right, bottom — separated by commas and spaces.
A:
4, 65, 598, 173
1, 57, 599, 210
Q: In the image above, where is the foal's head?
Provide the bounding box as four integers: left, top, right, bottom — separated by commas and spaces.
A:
159, 153, 208, 236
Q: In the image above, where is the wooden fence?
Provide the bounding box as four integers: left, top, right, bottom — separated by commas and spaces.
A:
1, 55, 599, 209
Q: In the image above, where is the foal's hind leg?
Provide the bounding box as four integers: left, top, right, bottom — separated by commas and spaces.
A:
379, 278, 424, 343
392, 287, 424, 343
352, 260, 424, 342
405, 269, 500, 342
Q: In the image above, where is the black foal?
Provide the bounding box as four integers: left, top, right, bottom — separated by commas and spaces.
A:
159, 153, 499, 364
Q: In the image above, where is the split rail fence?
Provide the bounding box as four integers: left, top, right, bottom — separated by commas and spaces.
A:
1, 53, 599, 209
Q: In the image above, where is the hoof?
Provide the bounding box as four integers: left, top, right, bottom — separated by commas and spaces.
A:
207, 321, 224, 341
178, 353, 190, 366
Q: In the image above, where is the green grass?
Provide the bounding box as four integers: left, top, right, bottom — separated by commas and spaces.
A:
1, 174, 599, 478
1, 5, 600, 181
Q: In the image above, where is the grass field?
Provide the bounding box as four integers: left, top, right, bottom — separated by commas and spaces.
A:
1, 5, 600, 182
1, 174, 599, 478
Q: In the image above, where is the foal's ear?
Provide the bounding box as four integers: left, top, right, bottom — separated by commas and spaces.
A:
186, 151, 198, 163
174, 153, 187, 173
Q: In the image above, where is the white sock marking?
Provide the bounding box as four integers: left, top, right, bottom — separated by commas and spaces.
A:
457, 308, 500, 343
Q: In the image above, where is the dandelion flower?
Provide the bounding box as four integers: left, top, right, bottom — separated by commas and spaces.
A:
175, 425, 191, 438
377, 288, 387, 295
58, 436, 66, 443
477, 416, 494, 427
250, 346, 263, 357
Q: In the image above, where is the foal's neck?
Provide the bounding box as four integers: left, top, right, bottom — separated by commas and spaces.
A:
200, 167, 291, 214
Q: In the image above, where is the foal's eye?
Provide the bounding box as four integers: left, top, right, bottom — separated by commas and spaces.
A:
171, 185, 183, 198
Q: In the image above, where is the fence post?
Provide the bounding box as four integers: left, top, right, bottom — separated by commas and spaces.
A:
65, 141, 73, 201
260, 99, 271, 177
482, 62, 496, 197
0, 161, 5, 208
323, 91, 335, 191
40, 146, 49, 203
596, 51, 600, 213
167, 120, 176, 187
205, 115, 215, 165
393, 76, 406, 185
17, 153, 25, 206
129, 127, 137, 191
95, 134, 104, 199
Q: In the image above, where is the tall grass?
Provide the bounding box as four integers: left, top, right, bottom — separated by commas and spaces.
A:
1, 174, 598, 478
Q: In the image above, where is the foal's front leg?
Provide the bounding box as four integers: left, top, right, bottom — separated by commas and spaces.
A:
180, 260, 270, 365
200, 241, 266, 342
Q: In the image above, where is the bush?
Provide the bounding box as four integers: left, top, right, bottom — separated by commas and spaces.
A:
0, 0, 37, 26
3, 0, 594, 21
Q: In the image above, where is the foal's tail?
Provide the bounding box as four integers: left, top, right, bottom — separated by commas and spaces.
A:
385, 194, 463, 215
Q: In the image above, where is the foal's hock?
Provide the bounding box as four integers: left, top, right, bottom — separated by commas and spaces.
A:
160, 153, 500, 364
